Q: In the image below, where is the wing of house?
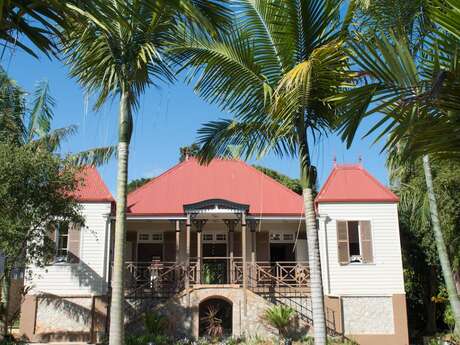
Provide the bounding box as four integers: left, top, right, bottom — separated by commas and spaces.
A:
19, 159, 408, 345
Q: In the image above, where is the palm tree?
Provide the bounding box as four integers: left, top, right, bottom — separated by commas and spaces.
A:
0, 1, 102, 59
61, 2, 230, 345
172, 1, 357, 343
333, 2, 460, 332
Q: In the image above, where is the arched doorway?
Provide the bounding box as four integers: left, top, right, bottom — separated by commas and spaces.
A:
199, 297, 233, 338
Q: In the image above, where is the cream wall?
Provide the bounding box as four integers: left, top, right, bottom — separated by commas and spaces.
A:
25, 202, 112, 295
317, 202, 405, 296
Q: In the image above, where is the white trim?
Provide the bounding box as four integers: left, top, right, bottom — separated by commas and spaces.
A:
120, 215, 305, 221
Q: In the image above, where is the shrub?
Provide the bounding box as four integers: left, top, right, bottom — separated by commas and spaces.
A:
263, 305, 296, 342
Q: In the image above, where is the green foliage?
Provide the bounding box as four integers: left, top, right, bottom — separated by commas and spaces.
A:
127, 178, 153, 193
144, 312, 168, 336
125, 312, 169, 345
253, 165, 303, 195
180, 144, 200, 162
0, 142, 84, 276
0, 67, 115, 166
263, 305, 296, 339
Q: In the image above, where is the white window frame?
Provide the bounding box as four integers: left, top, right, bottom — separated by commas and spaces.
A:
137, 231, 164, 243
202, 231, 227, 243
55, 222, 69, 263
270, 231, 296, 244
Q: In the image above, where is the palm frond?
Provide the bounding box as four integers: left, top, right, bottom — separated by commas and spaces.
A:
69, 145, 117, 167
27, 80, 55, 143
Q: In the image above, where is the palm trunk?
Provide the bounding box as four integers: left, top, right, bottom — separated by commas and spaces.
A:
108, 88, 131, 345
422, 155, 460, 335
303, 186, 327, 345
298, 130, 326, 345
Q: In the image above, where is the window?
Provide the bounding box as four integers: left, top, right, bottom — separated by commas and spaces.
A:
270, 232, 295, 243
215, 234, 227, 241
56, 222, 69, 262
336, 220, 373, 265
138, 232, 163, 243
202, 232, 227, 243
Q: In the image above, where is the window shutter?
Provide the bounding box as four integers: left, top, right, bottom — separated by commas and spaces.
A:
45, 226, 57, 264
360, 221, 373, 263
336, 221, 349, 265
68, 224, 81, 264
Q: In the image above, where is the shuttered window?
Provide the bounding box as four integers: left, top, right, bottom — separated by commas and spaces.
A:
54, 222, 80, 264
336, 220, 373, 265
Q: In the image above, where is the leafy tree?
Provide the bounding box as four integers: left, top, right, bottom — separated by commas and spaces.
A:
173, 2, 357, 342
62, 2, 230, 344
334, 1, 460, 331
393, 157, 460, 337
0, 143, 83, 336
127, 177, 153, 193
179, 143, 200, 162
253, 165, 303, 195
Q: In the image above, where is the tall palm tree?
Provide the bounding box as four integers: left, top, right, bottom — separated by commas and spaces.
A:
172, 1, 356, 343
333, 2, 460, 331
0, 68, 115, 164
61, 1, 229, 345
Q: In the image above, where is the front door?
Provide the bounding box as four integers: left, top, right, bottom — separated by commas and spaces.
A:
202, 233, 227, 284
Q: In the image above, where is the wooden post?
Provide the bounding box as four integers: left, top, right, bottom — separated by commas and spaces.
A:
175, 220, 181, 263
242, 213, 247, 316
186, 214, 191, 290
197, 227, 202, 284
250, 220, 257, 288
225, 220, 236, 284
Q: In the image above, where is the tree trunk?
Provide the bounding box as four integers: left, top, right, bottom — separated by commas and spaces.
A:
303, 187, 327, 345
422, 155, 460, 335
425, 266, 437, 335
108, 88, 131, 345
0, 273, 10, 338
298, 120, 326, 345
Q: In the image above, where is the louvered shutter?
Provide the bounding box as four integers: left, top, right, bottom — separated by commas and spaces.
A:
46, 225, 57, 264
360, 221, 373, 263
336, 221, 349, 265
68, 223, 81, 263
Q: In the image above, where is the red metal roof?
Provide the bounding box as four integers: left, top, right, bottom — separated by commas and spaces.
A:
315, 164, 399, 204
73, 166, 114, 203
127, 158, 304, 216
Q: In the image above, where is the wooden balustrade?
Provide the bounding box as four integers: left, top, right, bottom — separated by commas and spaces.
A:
120, 259, 309, 290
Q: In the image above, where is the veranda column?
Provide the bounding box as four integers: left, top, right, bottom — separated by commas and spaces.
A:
225, 220, 236, 284
175, 220, 181, 263
241, 212, 247, 317
196, 226, 202, 284
186, 214, 191, 290
249, 220, 257, 288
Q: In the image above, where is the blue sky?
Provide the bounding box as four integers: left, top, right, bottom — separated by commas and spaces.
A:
5, 48, 388, 196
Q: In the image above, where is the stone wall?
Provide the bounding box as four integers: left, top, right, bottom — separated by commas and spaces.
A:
342, 296, 394, 335
152, 286, 311, 339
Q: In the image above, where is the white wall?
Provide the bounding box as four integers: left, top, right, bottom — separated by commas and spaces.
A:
25, 202, 112, 296
318, 202, 405, 296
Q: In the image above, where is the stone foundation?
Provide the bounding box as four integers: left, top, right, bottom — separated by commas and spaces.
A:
19, 294, 108, 343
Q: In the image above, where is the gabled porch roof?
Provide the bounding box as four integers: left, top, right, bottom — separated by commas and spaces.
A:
126, 158, 304, 216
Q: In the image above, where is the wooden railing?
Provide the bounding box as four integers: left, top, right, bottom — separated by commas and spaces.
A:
122, 259, 309, 289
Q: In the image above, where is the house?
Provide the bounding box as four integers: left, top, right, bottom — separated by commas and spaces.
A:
19, 158, 409, 345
